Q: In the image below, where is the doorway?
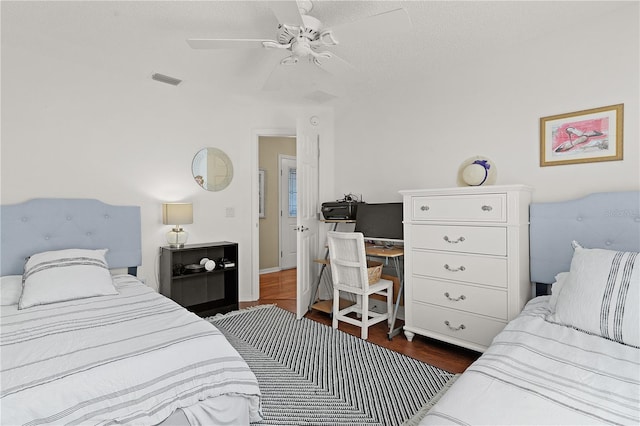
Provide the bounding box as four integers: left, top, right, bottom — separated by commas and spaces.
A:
258, 136, 296, 275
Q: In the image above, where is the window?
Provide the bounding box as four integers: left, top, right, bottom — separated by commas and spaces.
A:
288, 168, 297, 217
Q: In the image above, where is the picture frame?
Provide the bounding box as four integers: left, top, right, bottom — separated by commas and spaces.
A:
539, 103, 623, 167
258, 169, 265, 218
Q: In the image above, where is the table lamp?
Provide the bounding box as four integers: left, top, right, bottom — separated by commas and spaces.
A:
162, 203, 193, 248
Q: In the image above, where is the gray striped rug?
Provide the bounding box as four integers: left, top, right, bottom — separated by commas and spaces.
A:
208, 305, 456, 425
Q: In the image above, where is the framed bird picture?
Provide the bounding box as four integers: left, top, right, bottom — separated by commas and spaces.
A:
539, 104, 623, 166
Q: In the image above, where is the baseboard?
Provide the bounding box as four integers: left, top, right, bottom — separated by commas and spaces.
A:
259, 267, 281, 275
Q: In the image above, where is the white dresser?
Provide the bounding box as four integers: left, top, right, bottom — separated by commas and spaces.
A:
399, 185, 533, 352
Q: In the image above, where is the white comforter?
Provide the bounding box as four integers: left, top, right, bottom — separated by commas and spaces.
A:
1, 275, 261, 425
421, 296, 640, 425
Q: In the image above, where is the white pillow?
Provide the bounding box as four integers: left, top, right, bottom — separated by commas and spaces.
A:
548, 271, 569, 312
1, 275, 23, 306
19, 248, 118, 310
548, 244, 639, 347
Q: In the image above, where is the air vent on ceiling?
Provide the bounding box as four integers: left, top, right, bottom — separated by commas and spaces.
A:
151, 73, 182, 86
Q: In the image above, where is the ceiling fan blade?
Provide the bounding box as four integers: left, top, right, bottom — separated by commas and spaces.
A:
263, 59, 321, 92
187, 38, 273, 49
314, 53, 354, 77
267, 1, 305, 27
262, 61, 297, 91
303, 89, 339, 103
329, 8, 412, 46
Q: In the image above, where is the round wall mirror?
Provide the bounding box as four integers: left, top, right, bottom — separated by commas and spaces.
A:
192, 148, 234, 191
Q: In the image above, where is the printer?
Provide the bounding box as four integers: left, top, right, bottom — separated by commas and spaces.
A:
321, 197, 365, 220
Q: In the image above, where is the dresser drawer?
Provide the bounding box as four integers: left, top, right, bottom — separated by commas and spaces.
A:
411, 303, 506, 348
413, 251, 507, 288
411, 225, 506, 255
412, 194, 506, 222
412, 277, 507, 319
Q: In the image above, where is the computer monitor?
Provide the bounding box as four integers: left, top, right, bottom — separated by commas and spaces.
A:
354, 202, 403, 244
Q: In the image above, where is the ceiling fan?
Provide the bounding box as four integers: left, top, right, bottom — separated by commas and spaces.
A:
186, 1, 411, 91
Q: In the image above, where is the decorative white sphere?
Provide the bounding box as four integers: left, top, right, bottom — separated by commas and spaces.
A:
204, 260, 216, 272
462, 163, 488, 186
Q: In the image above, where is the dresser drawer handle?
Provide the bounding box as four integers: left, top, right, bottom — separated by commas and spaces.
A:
420, 205, 430, 211
481, 205, 493, 212
444, 264, 466, 272
444, 320, 466, 331
444, 292, 466, 302
443, 236, 465, 244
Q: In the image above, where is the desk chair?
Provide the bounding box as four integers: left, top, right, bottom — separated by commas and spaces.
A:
327, 231, 393, 339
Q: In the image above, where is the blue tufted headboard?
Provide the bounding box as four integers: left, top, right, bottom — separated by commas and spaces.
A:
0, 198, 141, 276
530, 191, 640, 285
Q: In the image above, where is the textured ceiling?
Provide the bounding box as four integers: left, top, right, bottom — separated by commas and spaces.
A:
1, 1, 630, 103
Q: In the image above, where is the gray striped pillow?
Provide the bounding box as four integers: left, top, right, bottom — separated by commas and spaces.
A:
548, 244, 639, 347
19, 248, 118, 309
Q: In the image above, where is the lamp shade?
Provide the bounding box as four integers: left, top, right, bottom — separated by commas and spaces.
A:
162, 203, 193, 225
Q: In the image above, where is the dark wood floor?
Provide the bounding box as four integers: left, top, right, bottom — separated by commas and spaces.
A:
240, 269, 480, 374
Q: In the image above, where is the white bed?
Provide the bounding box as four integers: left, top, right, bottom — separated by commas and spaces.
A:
419, 191, 640, 425
0, 199, 261, 425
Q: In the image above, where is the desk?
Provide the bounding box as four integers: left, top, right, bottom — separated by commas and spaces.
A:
309, 238, 405, 340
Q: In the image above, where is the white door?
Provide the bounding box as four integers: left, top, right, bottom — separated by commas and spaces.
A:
296, 117, 320, 319
279, 155, 297, 270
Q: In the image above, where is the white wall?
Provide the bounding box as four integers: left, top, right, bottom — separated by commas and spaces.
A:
0, 39, 333, 299
334, 4, 639, 203
2, 2, 637, 300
